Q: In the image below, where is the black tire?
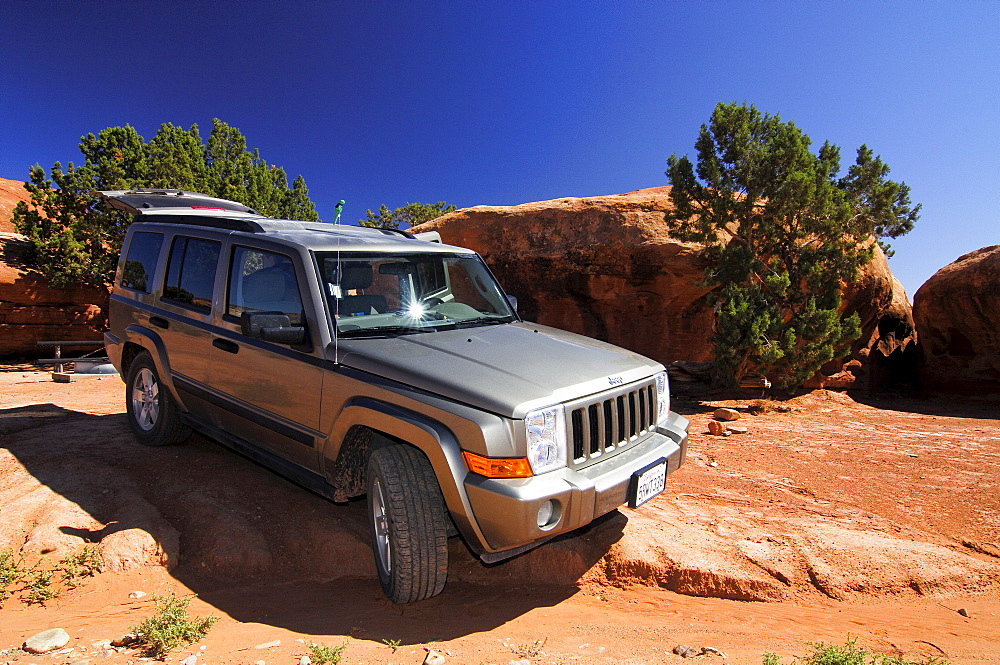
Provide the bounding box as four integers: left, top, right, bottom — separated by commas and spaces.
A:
125, 352, 191, 447
366, 443, 449, 603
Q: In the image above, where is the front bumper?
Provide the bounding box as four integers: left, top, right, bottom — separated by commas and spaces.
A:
464, 411, 689, 553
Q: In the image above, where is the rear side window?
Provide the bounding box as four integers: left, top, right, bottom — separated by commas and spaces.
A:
162, 236, 221, 313
120, 232, 163, 292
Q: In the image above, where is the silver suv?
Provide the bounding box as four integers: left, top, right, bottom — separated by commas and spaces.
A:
102, 189, 689, 602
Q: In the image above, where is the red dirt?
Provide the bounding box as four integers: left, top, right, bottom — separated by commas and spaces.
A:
1, 369, 998, 664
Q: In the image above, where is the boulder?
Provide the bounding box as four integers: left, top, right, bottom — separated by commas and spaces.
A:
414, 187, 915, 390
913, 245, 1000, 394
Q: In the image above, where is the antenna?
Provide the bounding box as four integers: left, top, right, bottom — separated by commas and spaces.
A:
334, 200, 345, 225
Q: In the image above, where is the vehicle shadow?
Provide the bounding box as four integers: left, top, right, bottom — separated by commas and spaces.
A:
0, 404, 625, 639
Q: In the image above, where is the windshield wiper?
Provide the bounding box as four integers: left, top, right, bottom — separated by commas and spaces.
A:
337, 325, 438, 338
447, 316, 514, 329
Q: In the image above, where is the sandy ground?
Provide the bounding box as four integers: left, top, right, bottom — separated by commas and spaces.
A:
1, 367, 998, 665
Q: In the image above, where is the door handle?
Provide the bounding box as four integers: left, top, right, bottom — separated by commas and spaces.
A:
149, 316, 169, 329
212, 338, 239, 354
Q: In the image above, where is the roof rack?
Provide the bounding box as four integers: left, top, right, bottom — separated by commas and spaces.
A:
135, 213, 267, 233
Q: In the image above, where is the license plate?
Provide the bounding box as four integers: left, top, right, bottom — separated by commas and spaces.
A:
629, 458, 667, 508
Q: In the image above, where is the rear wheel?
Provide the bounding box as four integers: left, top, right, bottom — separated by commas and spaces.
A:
366, 443, 449, 603
125, 353, 191, 446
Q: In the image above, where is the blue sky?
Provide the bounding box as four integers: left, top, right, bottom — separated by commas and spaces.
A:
2, 1, 997, 298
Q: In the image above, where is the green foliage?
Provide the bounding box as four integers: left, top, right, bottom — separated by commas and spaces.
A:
12, 120, 319, 289
0, 546, 104, 606
61, 544, 104, 588
129, 592, 219, 658
762, 637, 951, 664
308, 641, 348, 665
359, 201, 456, 229
0, 550, 26, 607
666, 102, 919, 389
23, 567, 58, 605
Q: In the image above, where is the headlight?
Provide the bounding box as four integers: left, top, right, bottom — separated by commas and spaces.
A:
524, 405, 567, 474
655, 371, 670, 425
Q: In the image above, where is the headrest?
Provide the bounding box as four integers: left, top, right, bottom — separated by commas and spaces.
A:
340, 262, 374, 291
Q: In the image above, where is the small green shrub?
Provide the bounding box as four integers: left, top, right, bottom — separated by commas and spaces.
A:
0, 550, 27, 607
763, 637, 952, 665
308, 641, 348, 665
24, 567, 59, 605
61, 544, 104, 588
129, 592, 218, 658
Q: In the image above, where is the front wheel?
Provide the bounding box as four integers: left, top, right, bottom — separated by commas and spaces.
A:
125, 352, 191, 446
366, 443, 449, 603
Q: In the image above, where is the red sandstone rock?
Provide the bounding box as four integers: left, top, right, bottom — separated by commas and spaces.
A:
0, 234, 109, 358
913, 245, 1000, 395
415, 187, 915, 390
0, 177, 31, 234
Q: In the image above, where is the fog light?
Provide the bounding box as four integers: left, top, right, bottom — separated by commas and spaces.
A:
536, 500, 559, 529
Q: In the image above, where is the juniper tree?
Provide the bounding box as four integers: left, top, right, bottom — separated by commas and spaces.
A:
13, 119, 318, 288
665, 102, 919, 389
359, 201, 456, 229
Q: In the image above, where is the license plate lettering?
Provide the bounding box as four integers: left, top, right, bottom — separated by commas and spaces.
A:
630, 460, 666, 508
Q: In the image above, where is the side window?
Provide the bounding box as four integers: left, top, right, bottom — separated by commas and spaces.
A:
120, 232, 163, 293
161, 236, 221, 313
227, 247, 303, 325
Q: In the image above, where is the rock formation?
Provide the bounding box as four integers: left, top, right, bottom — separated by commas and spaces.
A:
0, 176, 31, 233
913, 245, 1000, 395
414, 187, 916, 390
0, 179, 109, 358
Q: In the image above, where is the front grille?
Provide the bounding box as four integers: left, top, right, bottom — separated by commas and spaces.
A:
568, 380, 657, 466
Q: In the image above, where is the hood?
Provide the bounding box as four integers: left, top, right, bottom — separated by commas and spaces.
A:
337, 322, 662, 417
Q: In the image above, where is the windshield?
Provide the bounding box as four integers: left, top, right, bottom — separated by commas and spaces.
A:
316, 252, 517, 337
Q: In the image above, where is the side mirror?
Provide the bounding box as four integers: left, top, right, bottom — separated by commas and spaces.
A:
507, 295, 518, 313
241, 311, 306, 345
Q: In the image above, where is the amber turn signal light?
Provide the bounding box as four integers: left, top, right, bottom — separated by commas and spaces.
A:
462, 451, 533, 478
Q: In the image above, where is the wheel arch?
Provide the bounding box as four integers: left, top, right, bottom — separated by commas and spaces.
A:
323, 397, 490, 554
119, 326, 187, 412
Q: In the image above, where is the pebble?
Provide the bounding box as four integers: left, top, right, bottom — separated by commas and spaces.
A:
129, 591, 147, 599
70, 660, 91, 665
112, 634, 138, 648
23, 629, 71, 654
422, 650, 446, 665
91, 641, 112, 650
672, 644, 701, 658
727, 425, 748, 434
254, 660, 265, 665
708, 420, 727, 436
180, 656, 197, 665
254, 641, 281, 650
508, 661, 531, 665
708, 461, 719, 467
958, 608, 970, 617
298, 657, 311, 665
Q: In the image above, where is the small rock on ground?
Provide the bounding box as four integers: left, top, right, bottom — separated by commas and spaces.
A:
23, 629, 70, 654
254, 640, 281, 649
423, 650, 446, 665
672, 644, 701, 658
714, 408, 741, 421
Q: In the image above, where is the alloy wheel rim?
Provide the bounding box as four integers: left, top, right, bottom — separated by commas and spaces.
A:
131, 368, 159, 432
371, 477, 391, 574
